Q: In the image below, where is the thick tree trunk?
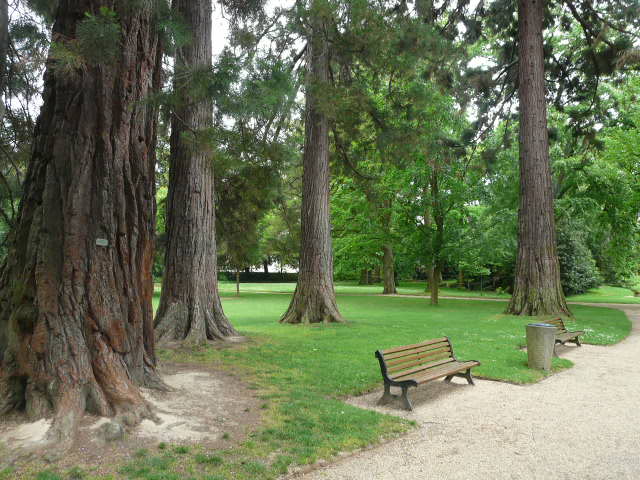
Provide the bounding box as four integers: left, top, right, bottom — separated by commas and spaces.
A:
155, 0, 237, 343
0, 1, 162, 449
506, 0, 571, 316
382, 245, 397, 294
263, 260, 269, 274
235, 270, 240, 297
0, 0, 8, 118
280, 4, 343, 324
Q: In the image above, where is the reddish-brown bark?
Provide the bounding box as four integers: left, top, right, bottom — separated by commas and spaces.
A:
0, 1, 163, 448
280, 5, 343, 324
154, 0, 237, 343
507, 0, 571, 316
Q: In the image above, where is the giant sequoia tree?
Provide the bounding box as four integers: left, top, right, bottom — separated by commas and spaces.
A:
154, 0, 237, 343
0, 1, 163, 447
506, 0, 571, 316
280, 2, 343, 324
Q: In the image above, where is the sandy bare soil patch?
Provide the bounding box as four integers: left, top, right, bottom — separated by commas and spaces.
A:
0, 363, 260, 474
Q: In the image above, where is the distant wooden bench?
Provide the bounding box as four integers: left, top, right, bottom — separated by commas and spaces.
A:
547, 317, 584, 348
375, 337, 480, 411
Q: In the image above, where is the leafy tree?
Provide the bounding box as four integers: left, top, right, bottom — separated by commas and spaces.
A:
506, 0, 570, 316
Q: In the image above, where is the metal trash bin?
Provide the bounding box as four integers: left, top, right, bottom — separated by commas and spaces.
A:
526, 323, 556, 370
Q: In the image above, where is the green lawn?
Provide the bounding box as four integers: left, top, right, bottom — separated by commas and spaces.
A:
215, 280, 640, 304
567, 285, 640, 304
123, 290, 631, 480
216, 279, 511, 298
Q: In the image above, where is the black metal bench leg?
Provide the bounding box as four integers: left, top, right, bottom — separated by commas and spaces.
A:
444, 375, 454, 383
401, 385, 413, 411
464, 369, 475, 385
575, 337, 582, 347
378, 382, 394, 405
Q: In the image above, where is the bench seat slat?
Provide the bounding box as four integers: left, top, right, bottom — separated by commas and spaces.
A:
383, 341, 450, 361
381, 337, 448, 355
556, 330, 584, 342
386, 345, 452, 369
410, 360, 480, 384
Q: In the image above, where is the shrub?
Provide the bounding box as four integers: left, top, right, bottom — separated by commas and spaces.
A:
557, 221, 602, 295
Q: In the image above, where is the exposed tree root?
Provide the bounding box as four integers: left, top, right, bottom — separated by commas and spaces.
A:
155, 298, 238, 345
0, 337, 164, 454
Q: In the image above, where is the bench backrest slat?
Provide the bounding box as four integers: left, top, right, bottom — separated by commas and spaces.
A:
381, 337, 448, 355
387, 351, 452, 375
377, 337, 456, 382
392, 357, 455, 380
546, 318, 567, 333
386, 345, 452, 372
383, 340, 450, 361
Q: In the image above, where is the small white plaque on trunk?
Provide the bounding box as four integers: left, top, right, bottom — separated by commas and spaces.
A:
96, 238, 109, 247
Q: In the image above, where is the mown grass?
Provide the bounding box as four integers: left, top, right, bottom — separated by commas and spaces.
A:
35, 292, 630, 480
215, 280, 640, 304
216, 280, 512, 299
567, 285, 640, 304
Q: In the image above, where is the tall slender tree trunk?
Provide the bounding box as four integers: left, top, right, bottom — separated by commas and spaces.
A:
280, 3, 343, 324
155, 0, 237, 343
382, 245, 397, 294
0, 1, 163, 449
0, 0, 8, 119
429, 162, 444, 305
381, 198, 396, 294
506, 0, 570, 316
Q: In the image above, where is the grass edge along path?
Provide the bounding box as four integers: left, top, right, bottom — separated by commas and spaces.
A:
24, 293, 631, 480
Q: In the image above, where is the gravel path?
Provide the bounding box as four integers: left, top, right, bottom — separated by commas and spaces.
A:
301, 304, 640, 480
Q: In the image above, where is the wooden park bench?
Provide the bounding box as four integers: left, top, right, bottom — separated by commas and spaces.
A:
547, 317, 584, 348
375, 337, 480, 411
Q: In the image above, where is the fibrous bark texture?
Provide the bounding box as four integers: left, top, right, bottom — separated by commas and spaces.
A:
154, 0, 237, 344
280, 6, 343, 324
506, 0, 571, 316
0, 0, 8, 103
382, 245, 397, 295
0, 1, 163, 449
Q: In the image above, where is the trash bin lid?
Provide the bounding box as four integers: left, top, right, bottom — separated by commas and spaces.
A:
527, 322, 555, 327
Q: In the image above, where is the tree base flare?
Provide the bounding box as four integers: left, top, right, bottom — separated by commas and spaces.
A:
506, 287, 572, 317
280, 287, 345, 324
155, 300, 238, 345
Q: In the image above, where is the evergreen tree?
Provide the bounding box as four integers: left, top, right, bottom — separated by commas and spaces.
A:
506, 0, 571, 315
280, 0, 343, 324
155, 0, 238, 344
0, 1, 164, 448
